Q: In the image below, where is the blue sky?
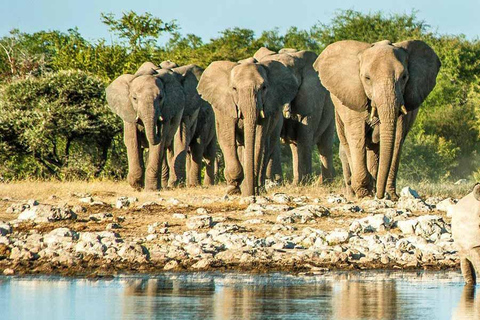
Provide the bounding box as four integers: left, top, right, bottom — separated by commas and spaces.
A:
2, 0, 479, 42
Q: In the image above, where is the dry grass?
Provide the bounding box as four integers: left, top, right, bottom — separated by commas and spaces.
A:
0, 178, 474, 203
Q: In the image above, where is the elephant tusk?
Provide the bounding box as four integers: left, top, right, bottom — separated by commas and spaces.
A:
400, 105, 408, 115
259, 109, 265, 118
369, 105, 377, 122
136, 116, 140, 123
283, 103, 291, 119
159, 115, 164, 121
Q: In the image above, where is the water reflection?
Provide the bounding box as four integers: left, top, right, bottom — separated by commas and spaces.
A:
453, 285, 480, 320
0, 271, 474, 320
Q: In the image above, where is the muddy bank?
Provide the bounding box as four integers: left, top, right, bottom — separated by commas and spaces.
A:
0, 187, 460, 276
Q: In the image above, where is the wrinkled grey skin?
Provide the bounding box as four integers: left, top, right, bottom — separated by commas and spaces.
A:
451, 184, 480, 285
255, 48, 335, 185
186, 102, 217, 186
197, 57, 298, 196
314, 40, 440, 199
106, 62, 185, 191
153, 62, 210, 188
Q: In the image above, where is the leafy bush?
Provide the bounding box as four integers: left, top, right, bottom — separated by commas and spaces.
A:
0, 70, 123, 180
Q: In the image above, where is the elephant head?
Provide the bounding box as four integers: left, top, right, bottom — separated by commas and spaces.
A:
197, 59, 298, 195
314, 40, 440, 198
106, 62, 184, 147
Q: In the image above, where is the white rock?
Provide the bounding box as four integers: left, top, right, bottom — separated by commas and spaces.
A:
186, 215, 213, 229
327, 194, 347, 204
272, 193, 291, 204
326, 229, 350, 245
173, 213, 187, 219
397, 219, 417, 234
196, 208, 208, 214
400, 186, 420, 199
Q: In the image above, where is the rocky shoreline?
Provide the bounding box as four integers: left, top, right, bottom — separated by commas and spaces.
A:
0, 187, 461, 277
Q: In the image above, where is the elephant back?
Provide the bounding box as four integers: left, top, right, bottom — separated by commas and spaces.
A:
172, 64, 206, 117
451, 192, 480, 252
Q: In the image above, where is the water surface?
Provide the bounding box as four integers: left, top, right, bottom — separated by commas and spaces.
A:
0, 271, 477, 319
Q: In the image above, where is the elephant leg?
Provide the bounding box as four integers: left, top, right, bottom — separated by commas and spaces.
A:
203, 137, 216, 186
266, 117, 283, 183
188, 140, 203, 187
186, 150, 192, 187
168, 118, 190, 187
123, 122, 145, 189
162, 147, 172, 189
342, 116, 369, 198
317, 120, 335, 184
366, 145, 379, 192
336, 114, 354, 198
216, 117, 243, 194
461, 255, 476, 285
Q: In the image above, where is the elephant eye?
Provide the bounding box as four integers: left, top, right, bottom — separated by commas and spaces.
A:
232, 86, 237, 91
365, 75, 371, 81
132, 96, 137, 101
402, 74, 407, 80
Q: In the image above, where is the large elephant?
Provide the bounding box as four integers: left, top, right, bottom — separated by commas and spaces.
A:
314, 40, 440, 199
451, 184, 480, 285
254, 48, 335, 185
106, 62, 185, 191
197, 58, 298, 196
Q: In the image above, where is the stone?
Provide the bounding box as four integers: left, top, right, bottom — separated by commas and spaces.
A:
400, 186, 420, 199
6, 203, 29, 214
191, 258, 213, 269
272, 193, 291, 204
397, 219, 417, 235
350, 214, 392, 233
3, 268, 14, 275
89, 212, 113, 222
186, 215, 213, 229
164, 260, 179, 270
106, 223, 121, 230
116, 196, 138, 209
18, 204, 77, 223
118, 242, 148, 263
0, 222, 11, 236
436, 198, 457, 216
196, 208, 208, 215
397, 198, 432, 212
147, 222, 169, 234
362, 199, 395, 210
172, 213, 187, 219
327, 194, 347, 204
326, 229, 350, 245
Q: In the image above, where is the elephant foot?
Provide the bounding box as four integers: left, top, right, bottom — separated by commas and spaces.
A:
386, 191, 399, 201
226, 185, 241, 195
128, 174, 144, 190
355, 187, 371, 199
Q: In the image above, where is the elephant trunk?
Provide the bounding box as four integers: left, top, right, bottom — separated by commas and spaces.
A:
141, 104, 161, 146
240, 88, 258, 196
375, 85, 400, 199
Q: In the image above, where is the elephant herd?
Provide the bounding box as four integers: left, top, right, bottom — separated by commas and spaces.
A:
106, 39, 441, 199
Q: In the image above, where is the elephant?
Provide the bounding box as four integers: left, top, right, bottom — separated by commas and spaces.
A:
154, 62, 210, 188
314, 40, 440, 199
254, 48, 335, 185
106, 62, 185, 191
451, 183, 480, 285
197, 56, 299, 196
186, 102, 217, 186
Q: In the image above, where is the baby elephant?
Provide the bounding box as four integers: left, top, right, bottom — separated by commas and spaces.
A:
451, 183, 480, 284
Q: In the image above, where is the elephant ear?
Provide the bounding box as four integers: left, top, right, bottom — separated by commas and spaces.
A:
105, 74, 137, 123
197, 61, 238, 118
135, 62, 160, 76
314, 40, 371, 111
155, 69, 185, 122
474, 183, 480, 201
253, 47, 276, 61
394, 40, 441, 111
261, 60, 299, 117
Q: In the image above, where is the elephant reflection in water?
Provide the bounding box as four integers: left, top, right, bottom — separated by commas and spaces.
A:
332, 281, 398, 319
122, 278, 215, 318
452, 285, 480, 320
